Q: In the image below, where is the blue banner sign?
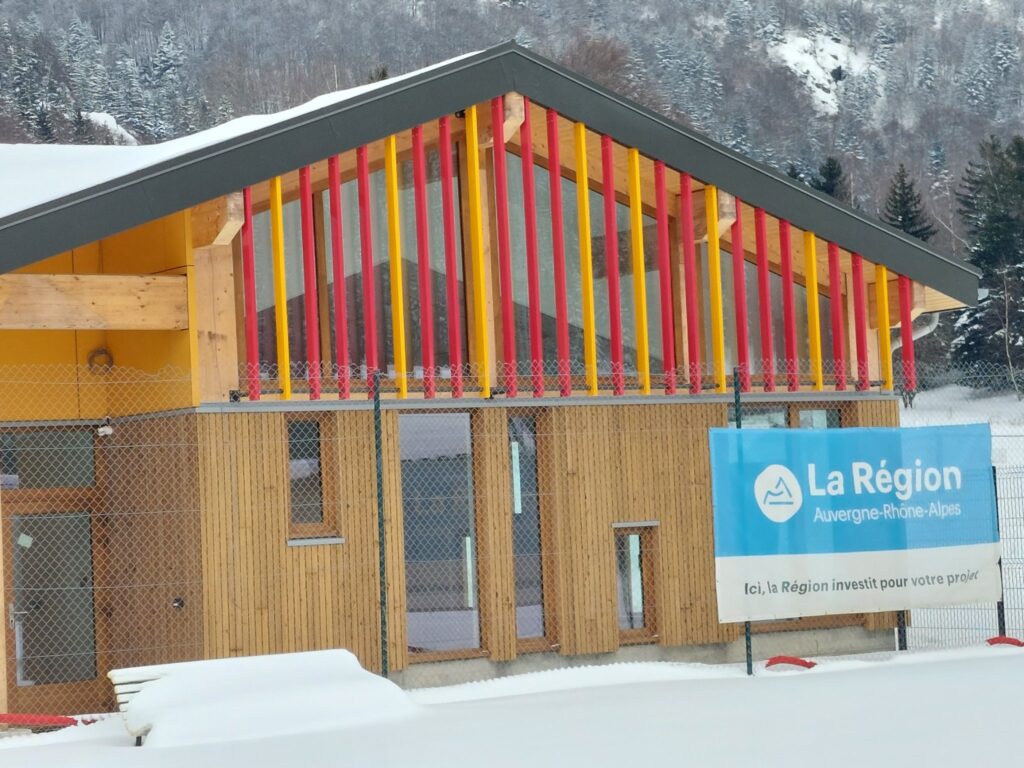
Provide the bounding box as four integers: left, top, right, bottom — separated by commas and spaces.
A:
709, 424, 1001, 622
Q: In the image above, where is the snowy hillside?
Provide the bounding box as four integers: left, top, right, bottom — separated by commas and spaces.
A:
768, 31, 870, 117
2, 0, 1024, 237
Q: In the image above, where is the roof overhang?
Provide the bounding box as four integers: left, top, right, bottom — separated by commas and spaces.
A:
0, 42, 979, 305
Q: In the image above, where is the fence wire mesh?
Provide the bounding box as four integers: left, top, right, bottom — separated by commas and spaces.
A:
0, 359, 1020, 718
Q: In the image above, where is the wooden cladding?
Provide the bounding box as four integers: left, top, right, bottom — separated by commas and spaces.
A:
538, 403, 741, 652
0, 273, 188, 330
196, 410, 406, 672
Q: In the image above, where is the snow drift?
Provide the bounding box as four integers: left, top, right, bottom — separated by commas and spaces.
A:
123, 650, 418, 747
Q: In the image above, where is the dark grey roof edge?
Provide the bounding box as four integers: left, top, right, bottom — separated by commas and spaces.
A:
503, 44, 979, 304
0, 41, 978, 305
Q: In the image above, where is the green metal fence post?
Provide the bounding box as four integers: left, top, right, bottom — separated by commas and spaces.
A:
733, 366, 753, 676
374, 370, 389, 677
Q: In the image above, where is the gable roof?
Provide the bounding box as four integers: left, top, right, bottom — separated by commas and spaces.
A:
0, 41, 978, 304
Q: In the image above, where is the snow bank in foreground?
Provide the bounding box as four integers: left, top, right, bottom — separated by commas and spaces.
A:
3, 646, 1022, 767
127, 650, 417, 748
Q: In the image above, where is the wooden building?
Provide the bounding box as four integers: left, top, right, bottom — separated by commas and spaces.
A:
0, 43, 979, 714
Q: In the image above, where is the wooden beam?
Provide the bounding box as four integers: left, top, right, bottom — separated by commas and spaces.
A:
194, 244, 240, 401
691, 186, 736, 240
868, 277, 925, 328
0, 273, 188, 330
191, 192, 244, 248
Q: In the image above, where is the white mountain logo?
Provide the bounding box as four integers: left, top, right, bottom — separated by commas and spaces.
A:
753, 464, 803, 522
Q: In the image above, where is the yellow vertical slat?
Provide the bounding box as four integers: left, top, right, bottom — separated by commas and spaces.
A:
627, 148, 651, 395
704, 185, 726, 392
384, 134, 408, 398
183, 211, 201, 406
465, 105, 490, 398
803, 229, 824, 391
269, 176, 291, 400
574, 122, 598, 395
875, 263, 893, 390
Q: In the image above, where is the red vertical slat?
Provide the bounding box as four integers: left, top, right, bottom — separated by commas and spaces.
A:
679, 172, 701, 394
411, 125, 436, 399
520, 98, 544, 398
851, 252, 870, 391
327, 156, 350, 399
491, 96, 518, 397
654, 161, 677, 394
546, 108, 571, 396
601, 135, 625, 395
357, 145, 378, 395
827, 241, 847, 391
730, 198, 751, 392
241, 187, 260, 400
778, 219, 799, 391
299, 166, 321, 400
898, 274, 917, 392
438, 116, 463, 398
754, 207, 775, 392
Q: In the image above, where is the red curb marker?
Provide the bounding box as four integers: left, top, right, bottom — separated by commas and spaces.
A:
987, 636, 1024, 647
765, 655, 817, 669
0, 713, 79, 728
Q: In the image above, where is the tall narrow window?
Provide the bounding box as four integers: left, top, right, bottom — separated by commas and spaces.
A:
400, 412, 479, 654
615, 526, 657, 641
509, 415, 544, 643
287, 418, 336, 539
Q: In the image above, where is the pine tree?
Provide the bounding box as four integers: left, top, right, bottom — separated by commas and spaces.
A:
951, 137, 1024, 391
881, 164, 937, 241
810, 157, 850, 202
34, 103, 56, 143
916, 49, 936, 93
61, 17, 108, 112
110, 52, 149, 138
145, 22, 186, 139
960, 35, 997, 115
215, 95, 234, 124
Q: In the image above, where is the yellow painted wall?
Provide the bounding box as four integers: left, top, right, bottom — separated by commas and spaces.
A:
0, 211, 195, 422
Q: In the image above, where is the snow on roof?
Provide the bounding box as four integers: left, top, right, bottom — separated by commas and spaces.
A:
0, 50, 479, 222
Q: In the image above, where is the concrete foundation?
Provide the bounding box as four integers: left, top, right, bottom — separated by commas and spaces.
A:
390, 627, 898, 689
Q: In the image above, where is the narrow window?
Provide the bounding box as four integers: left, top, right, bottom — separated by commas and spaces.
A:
287, 417, 337, 539
615, 527, 657, 642
399, 412, 479, 654
510, 415, 545, 644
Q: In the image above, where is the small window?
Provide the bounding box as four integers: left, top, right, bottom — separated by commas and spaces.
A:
287, 417, 336, 539
727, 406, 787, 429
615, 527, 657, 642
798, 409, 841, 429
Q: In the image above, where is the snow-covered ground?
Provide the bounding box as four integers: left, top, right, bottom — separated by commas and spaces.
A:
1, 647, 1020, 767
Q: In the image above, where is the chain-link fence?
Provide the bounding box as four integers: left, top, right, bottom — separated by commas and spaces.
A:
0, 359, 1020, 717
